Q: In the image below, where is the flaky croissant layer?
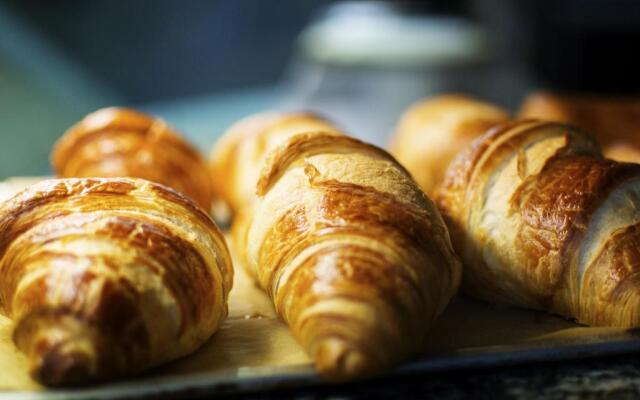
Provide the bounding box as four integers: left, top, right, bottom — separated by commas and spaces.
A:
232, 128, 461, 380
437, 119, 640, 327
0, 178, 232, 386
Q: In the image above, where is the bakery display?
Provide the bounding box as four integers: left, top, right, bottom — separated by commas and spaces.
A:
519, 91, 640, 162
436, 119, 640, 327
3, 88, 640, 391
0, 178, 232, 385
51, 107, 215, 210
214, 114, 461, 380
390, 94, 510, 195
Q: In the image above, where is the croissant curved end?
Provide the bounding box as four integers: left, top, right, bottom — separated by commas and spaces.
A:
24, 334, 96, 386
313, 338, 372, 382
13, 310, 116, 386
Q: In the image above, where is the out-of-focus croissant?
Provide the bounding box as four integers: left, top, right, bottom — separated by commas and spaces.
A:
0, 178, 232, 386
209, 111, 342, 215
390, 95, 509, 196
222, 123, 460, 380
51, 107, 215, 210
519, 91, 640, 163
437, 119, 640, 327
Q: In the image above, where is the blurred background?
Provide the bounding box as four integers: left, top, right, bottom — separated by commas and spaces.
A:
1, 0, 639, 178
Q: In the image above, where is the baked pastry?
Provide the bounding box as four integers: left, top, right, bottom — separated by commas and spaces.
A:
209, 111, 342, 215
210, 111, 342, 269
436, 119, 640, 327
390, 95, 510, 195
0, 178, 232, 385
519, 91, 640, 162
51, 107, 215, 210
234, 128, 461, 380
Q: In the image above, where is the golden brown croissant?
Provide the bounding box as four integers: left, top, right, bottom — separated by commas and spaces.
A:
0, 178, 232, 386
519, 91, 640, 162
436, 119, 640, 327
51, 107, 215, 210
390, 94, 510, 196
231, 128, 461, 380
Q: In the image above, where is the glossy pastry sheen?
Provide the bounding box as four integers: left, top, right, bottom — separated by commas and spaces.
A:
51, 107, 215, 210
437, 119, 640, 327
238, 129, 461, 380
390, 95, 509, 195
0, 178, 232, 386
519, 91, 640, 162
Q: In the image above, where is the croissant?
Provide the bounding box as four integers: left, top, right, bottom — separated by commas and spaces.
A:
436, 119, 640, 327
0, 178, 232, 385
519, 91, 640, 162
51, 107, 215, 210
230, 127, 460, 380
390, 94, 509, 195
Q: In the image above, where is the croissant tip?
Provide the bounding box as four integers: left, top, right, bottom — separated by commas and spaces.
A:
30, 345, 93, 386
314, 338, 371, 381
14, 312, 103, 386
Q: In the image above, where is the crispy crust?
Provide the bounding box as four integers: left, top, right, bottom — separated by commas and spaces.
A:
256, 132, 407, 196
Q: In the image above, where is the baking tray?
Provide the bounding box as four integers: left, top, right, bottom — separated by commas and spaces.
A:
1, 177, 639, 400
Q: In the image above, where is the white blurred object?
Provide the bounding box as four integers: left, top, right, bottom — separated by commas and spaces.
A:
300, 2, 487, 67
283, 1, 526, 147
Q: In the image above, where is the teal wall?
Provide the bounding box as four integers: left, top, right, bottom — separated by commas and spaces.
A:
0, 61, 77, 178
0, 4, 119, 179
